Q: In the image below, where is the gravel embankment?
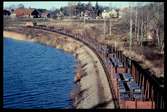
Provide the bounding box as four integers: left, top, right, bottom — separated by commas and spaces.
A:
3, 29, 115, 109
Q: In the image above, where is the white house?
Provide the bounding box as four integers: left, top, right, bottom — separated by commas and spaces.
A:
102, 9, 118, 19
119, 7, 128, 18
110, 9, 118, 18
102, 10, 110, 19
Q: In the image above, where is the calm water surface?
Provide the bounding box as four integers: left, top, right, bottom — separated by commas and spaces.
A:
3, 38, 76, 109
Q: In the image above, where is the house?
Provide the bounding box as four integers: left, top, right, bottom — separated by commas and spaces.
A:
41, 12, 48, 18
147, 29, 156, 41
84, 10, 93, 20
110, 9, 118, 18
14, 8, 34, 17
47, 11, 57, 19
84, 10, 96, 19
119, 7, 128, 18
102, 9, 119, 19
102, 10, 110, 19
31, 9, 48, 18
31, 9, 41, 18
25, 22, 34, 27
41, 12, 51, 18
9, 9, 16, 18
57, 11, 64, 19
3, 9, 11, 16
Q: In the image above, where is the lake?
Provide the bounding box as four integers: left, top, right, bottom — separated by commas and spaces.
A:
3, 38, 76, 109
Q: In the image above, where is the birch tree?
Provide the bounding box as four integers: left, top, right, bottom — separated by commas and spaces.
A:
156, 2, 160, 48
129, 3, 133, 50
104, 17, 106, 37
109, 18, 112, 36
134, 2, 138, 42
109, 3, 112, 36
140, 8, 144, 47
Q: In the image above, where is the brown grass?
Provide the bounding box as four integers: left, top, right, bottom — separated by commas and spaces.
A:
4, 18, 164, 78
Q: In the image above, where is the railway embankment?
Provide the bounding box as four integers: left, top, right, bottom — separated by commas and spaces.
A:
3, 27, 115, 109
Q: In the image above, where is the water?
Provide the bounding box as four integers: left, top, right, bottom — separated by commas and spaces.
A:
3, 38, 76, 109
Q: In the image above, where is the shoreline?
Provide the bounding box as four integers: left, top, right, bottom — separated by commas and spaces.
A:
3, 30, 114, 109
4, 31, 27, 41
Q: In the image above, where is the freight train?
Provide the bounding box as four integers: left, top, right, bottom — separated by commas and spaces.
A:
27, 24, 164, 109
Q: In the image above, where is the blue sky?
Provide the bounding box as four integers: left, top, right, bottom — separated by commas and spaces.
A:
3, 1, 152, 10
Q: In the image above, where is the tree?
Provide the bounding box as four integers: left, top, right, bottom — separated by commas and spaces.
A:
76, 2, 85, 16
50, 6, 56, 11
129, 3, 133, 50
17, 3, 24, 8
68, 2, 76, 17
134, 3, 138, 43
140, 12, 144, 47
103, 17, 106, 37
86, 1, 92, 11
8, 4, 16, 10
119, 2, 163, 50
156, 2, 161, 48
95, 2, 99, 16
115, 8, 120, 18
109, 3, 112, 35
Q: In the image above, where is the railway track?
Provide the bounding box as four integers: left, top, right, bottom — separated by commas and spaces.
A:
29, 25, 119, 108
27, 25, 164, 109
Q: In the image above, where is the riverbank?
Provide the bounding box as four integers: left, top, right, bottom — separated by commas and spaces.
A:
3, 28, 114, 109
43, 20, 164, 78
4, 31, 27, 41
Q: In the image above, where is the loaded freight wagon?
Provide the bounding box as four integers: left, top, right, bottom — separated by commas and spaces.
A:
28, 24, 164, 109
108, 50, 155, 109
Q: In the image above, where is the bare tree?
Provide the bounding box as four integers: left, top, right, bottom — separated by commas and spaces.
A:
68, 2, 76, 17
17, 3, 24, 8
156, 2, 161, 48
140, 7, 144, 47
104, 18, 106, 37
50, 6, 56, 11
8, 4, 16, 10
134, 2, 138, 42
109, 3, 112, 36
129, 3, 133, 50
145, 2, 163, 49
109, 18, 112, 36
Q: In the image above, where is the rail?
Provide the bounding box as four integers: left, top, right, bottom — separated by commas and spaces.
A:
28, 25, 164, 109
30, 25, 119, 108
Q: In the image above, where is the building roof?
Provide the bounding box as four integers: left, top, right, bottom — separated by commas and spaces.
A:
14, 8, 34, 17
3, 9, 11, 15
120, 7, 129, 13
41, 12, 49, 17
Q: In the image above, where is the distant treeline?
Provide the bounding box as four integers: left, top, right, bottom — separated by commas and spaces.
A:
51, 2, 114, 17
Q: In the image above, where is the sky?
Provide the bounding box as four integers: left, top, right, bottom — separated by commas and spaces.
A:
3, 1, 152, 10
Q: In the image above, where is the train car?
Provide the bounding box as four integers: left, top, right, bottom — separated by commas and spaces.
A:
114, 71, 155, 109
108, 53, 127, 75
30, 25, 163, 109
